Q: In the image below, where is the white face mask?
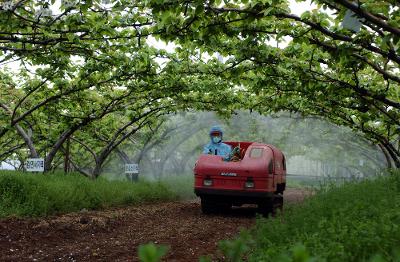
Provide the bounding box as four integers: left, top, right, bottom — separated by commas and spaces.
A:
212, 136, 221, 143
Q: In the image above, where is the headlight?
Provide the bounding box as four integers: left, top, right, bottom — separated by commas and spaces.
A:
203, 179, 213, 186
245, 181, 254, 188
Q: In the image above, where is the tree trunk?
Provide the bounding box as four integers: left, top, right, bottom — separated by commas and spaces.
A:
92, 159, 103, 179
378, 143, 392, 169
68, 156, 93, 178
380, 142, 400, 168
44, 117, 92, 172
45, 127, 78, 171
15, 125, 39, 158
90, 110, 161, 178
64, 137, 70, 173
115, 148, 131, 164
132, 121, 169, 164
0, 103, 38, 158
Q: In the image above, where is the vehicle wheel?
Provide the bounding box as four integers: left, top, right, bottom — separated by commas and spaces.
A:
258, 195, 283, 217
216, 202, 231, 213
273, 194, 283, 215
258, 199, 273, 217
201, 197, 215, 214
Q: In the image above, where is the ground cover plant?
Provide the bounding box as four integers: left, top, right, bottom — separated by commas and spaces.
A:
219, 170, 400, 261
0, 171, 178, 218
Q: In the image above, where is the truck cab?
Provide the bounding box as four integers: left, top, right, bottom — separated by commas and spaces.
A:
194, 141, 286, 215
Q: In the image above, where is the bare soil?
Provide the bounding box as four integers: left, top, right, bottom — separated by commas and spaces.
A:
0, 188, 311, 262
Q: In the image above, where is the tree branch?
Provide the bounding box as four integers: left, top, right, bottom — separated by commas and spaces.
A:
335, 0, 400, 37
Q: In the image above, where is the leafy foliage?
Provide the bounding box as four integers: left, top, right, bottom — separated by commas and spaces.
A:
138, 243, 169, 262
0, 0, 399, 174
145, 0, 400, 167
222, 170, 400, 261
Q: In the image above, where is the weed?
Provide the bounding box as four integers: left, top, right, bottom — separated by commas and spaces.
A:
138, 243, 169, 262
221, 170, 400, 262
0, 171, 178, 218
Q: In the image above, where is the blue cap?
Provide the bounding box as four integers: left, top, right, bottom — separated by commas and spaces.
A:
209, 126, 223, 137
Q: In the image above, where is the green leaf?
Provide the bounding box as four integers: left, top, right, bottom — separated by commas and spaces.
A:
138, 243, 169, 262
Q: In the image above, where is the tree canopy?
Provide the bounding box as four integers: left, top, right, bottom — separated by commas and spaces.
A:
146, 0, 400, 167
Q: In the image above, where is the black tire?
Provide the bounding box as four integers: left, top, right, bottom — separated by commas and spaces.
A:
258, 194, 283, 217
276, 183, 286, 194
201, 197, 215, 214
273, 194, 284, 215
216, 202, 232, 213
258, 199, 274, 217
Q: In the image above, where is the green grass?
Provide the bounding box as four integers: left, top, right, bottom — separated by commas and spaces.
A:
0, 171, 179, 218
220, 170, 400, 262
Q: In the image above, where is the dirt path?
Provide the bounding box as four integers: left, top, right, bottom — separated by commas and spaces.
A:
0, 188, 311, 262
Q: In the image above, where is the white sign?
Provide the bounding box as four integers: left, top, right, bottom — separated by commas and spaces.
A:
26, 158, 45, 172
125, 164, 139, 174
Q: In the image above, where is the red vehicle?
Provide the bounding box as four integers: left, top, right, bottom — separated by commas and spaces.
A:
194, 141, 286, 215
